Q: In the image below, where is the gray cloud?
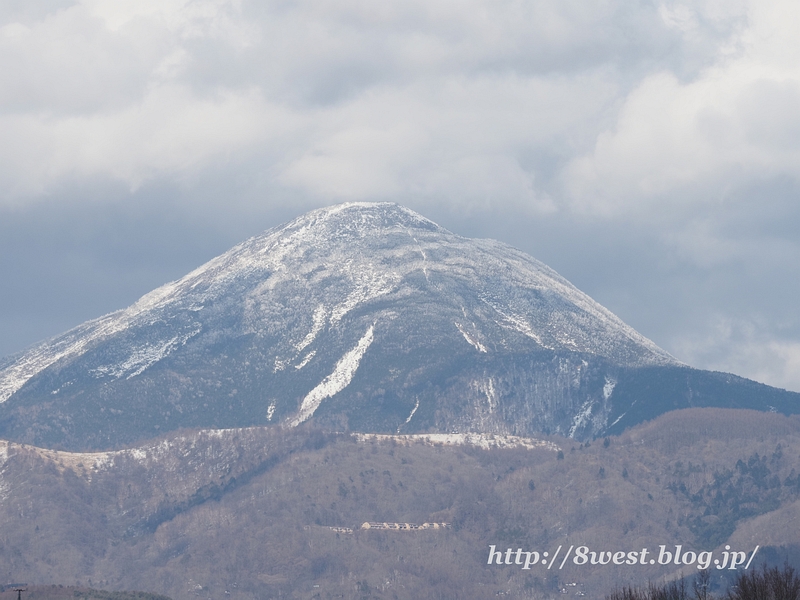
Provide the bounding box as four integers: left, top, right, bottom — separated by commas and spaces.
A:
2, 0, 800, 391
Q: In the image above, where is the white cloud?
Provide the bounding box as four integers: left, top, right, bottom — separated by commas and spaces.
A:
563, 1, 800, 214
0, 0, 712, 206
278, 73, 613, 211
0, 84, 298, 199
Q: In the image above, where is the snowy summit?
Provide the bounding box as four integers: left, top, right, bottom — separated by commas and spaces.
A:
1, 203, 795, 450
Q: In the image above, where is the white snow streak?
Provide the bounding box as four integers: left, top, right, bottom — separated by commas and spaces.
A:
408, 231, 430, 282
0, 442, 9, 501
471, 378, 498, 412
455, 323, 487, 353
290, 325, 375, 427
485, 378, 497, 412
568, 400, 594, 438
295, 305, 327, 353
481, 298, 551, 349
397, 398, 420, 432
295, 350, 316, 370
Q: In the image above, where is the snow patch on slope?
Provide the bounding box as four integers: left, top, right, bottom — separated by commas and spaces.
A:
0, 313, 128, 403
0, 276, 195, 402
603, 377, 617, 400
408, 232, 430, 282
610, 412, 626, 427
296, 305, 327, 353
6, 427, 265, 481
0, 442, 8, 501
569, 400, 594, 438
91, 328, 200, 380
472, 378, 498, 412
397, 398, 420, 432
295, 351, 316, 370
329, 269, 396, 325
455, 323, 487, 353
482, 298, 551, 349
354, 432, 560, 452
290, 325, 376, 427
481, 240, 677, 364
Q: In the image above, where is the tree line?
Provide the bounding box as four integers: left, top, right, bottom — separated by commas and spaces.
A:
607, 564, 800, 600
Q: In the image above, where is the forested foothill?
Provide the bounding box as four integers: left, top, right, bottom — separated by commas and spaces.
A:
1, 408, 799, 599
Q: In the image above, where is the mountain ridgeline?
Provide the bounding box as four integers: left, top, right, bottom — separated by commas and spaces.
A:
1, 203, 798, 450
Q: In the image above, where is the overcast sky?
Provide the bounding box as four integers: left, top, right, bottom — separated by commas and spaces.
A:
2, 0, 800, 392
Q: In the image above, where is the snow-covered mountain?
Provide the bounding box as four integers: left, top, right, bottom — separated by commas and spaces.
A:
1, 203, 797, 450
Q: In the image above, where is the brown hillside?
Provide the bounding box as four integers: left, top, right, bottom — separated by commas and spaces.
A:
1, 408, 799, 599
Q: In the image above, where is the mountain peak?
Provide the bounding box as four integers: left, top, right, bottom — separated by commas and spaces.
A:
1, 203, 744, 450
284, 201, 445, 232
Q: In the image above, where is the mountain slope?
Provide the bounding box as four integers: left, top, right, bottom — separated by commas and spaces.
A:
0, 202, 797, 450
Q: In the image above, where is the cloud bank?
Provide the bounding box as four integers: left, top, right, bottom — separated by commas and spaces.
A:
2, 0, 800, 391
